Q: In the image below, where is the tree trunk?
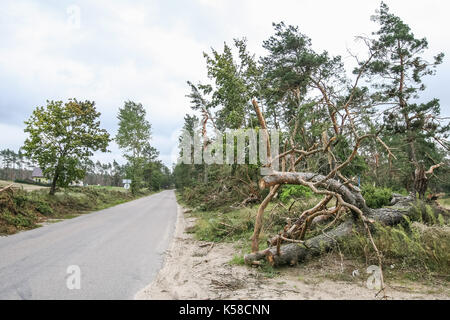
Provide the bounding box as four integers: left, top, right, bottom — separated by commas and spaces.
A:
250, 184, 280, 252
245, 220, 354, 266
49, 171, 59, 196
244, 194, 415, 267
203, 164, 208, 184
260, 171, 370, 214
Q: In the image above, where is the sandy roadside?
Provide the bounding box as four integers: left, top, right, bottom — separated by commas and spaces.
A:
135, 206, 449, 300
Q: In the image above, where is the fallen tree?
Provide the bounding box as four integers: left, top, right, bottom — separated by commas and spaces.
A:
244, 193, 415, 267
260, 172, 370, 214
230, 13, 450, 300
246, 94, 443, 299
245, 220, 355, 267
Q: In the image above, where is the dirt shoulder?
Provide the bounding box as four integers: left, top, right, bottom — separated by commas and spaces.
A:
135, 206, 449, 300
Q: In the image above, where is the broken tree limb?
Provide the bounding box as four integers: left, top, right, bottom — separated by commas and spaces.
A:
244, 195, 415, 267
260, 171, 369, 214
250, 98, 281, 253
252, 99, 271, 161
0, 184, 14, 193
414, 162, 444, 200
250, 184, 280, 252
425, 162, 444, 175
366, 207, 412, 226
245, 220, 354, 266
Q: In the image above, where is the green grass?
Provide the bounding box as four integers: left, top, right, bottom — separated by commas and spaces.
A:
339, 220, 450, 282
259, 261, 281, 278
229, 254, 246, 266
184, 193, 327, 278
0, 179, 49, 191
88, 185, 129, 192
188, 194, 324, 245
438, 197, 450, 210
191, 206, 256, 243
179, 190, 450, 283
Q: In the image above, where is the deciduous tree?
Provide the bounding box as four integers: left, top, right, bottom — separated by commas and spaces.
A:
23, 99, 110, 195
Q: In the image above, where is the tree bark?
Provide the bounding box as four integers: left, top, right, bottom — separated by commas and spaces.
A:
49, 170, 59, 196
244, 195, 415, 267
250, 185, 280, 252
260, 171, 370, 214
245, 220, 354, 266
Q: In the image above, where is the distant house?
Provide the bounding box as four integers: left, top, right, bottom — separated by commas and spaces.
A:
31, 168, 85, 186
69, 180, 84, 187
32, 168, 49, 184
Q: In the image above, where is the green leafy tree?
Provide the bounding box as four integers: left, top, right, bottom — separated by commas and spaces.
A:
183, 40, 262, 185
364, 2, 448, 194
144, 160, 171, 191
203, 39, 262, 130
115, 101, 153, 194
261, 22, 374, 176
23, 99, 110, 195
173, 114, 200, 189
142, 145, 161, 190
261, 22, 325, 129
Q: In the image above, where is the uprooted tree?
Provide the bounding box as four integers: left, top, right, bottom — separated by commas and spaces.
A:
173, 3, 449, 296
241, 4, 449, 297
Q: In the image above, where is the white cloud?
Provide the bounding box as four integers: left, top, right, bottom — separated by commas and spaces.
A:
0, 124, 27, 150
0, 0, 449, 167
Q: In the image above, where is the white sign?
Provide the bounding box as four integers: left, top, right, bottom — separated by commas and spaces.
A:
124, 183, 130, 190
123, 179, 131, 184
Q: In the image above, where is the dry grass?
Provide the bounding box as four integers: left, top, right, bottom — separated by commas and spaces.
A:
0, 179, 49, 191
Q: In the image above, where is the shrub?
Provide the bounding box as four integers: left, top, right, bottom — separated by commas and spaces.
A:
36, 202, 53, 215
279, 185, 313, 203
408, 200, 440, 225
0, 209, 37, 228
12, 193, 29, 208
361, 185, 393, 208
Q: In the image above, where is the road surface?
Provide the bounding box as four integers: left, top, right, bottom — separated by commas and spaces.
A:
0, 190, 178, 299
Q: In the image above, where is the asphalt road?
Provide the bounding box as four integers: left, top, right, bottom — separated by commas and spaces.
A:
0, 190, 178, 299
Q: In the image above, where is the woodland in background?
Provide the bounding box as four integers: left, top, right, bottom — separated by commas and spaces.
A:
1, 100, 173, 193
173, 2, 450, 292
174, 2, 449, 207
1, 100, 173, 234
0, 148, 171, 191
115, 101, 173, 194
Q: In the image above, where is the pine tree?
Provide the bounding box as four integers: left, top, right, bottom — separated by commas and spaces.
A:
365, 2, 449, 195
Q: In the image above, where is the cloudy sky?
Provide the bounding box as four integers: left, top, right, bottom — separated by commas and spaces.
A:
0, 0, 448, 167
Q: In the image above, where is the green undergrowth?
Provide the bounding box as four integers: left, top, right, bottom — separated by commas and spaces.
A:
0, 186, 153, 235
188, 194, 324, 244
181, 189, 450, 283
361, 185, 393, 209
189, 206, 256, 243
438, 197, 450, 210
339, 202, 450, 282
